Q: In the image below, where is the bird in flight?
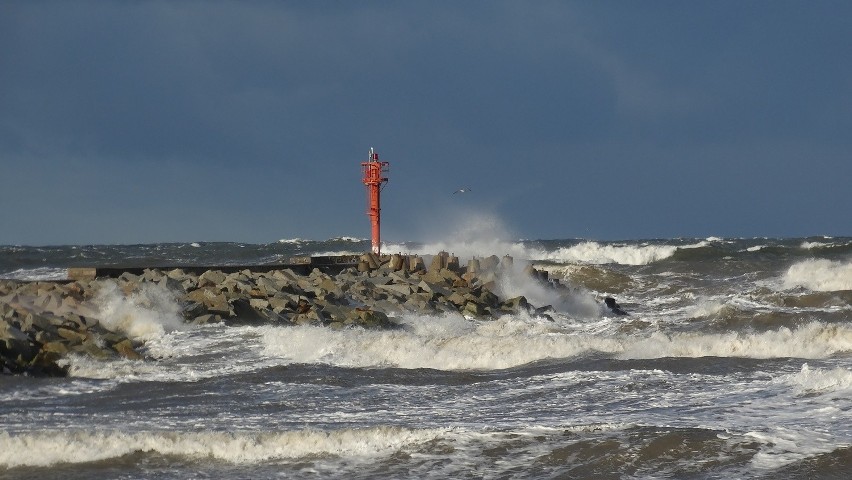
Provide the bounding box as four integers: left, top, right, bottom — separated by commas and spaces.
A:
452, 188, 471, 194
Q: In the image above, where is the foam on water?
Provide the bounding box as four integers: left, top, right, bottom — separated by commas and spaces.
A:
56, 303, 852, 381
328, 236, 366, 243
61, 353, 195, 381
0, 267, 68, 281
800, 241, 835, 250
0, 426, 445, 468
391, 238, 691, 266
258, 315, 852, 371
745, 428, 843, 471
260, 313, 622, 370
779, 363, 852, 396
619, 322, 852, 360
781, 259, 852, 292
61, 323, 280, 381
0, 378, 113, 403
539, 241, 690, 265
278, 238, 308, 244
679, 298, 729, 319
389, 233, 705, 267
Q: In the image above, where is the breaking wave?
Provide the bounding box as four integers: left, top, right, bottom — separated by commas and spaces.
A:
260, 313, 622, 370
0, 426, 443, 468
387, 240, 697, 266
93, 281, 186, 341
618, 322, 852, 360
782, 259, 852, 292
260, 316, 852, 371
537, 241, 692, 265
0, 266, 67, 281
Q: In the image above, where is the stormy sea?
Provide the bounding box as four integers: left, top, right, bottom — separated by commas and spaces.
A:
2, 235, 851, 479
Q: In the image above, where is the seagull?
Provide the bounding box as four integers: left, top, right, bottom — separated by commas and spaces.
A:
452, 188, 471, 194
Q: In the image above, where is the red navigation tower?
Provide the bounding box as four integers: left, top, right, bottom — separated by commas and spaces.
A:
361, 147, 389, 255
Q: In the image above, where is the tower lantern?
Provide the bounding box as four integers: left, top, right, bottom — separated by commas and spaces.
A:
361, 147, 389, 255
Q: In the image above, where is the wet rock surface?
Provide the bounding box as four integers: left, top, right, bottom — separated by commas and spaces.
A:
2, 253, 559, 377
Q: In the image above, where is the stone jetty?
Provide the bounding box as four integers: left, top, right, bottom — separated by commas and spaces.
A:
1, 252, 559, 377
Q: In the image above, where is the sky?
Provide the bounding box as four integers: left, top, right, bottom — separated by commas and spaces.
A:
2, 1, 850, 246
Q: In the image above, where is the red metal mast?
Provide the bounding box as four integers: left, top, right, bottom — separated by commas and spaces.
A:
361, 147, 389, 255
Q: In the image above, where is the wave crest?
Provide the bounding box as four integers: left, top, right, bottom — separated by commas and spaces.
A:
93, 281, 186, 341
619, 322, 852, 360
261, 317, 852, 371
261, 314, 622, 370
782, 259, 852, 292
540, 241, 684, 265
0, 426, 442, 467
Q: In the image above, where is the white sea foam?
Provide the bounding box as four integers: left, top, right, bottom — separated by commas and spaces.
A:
0, 379, 113, 403
260, 314, 622, 370
371, 211, 695, 266
62, 324, 275, 381
93, 281, 186, 341
619, 322, 852, 360
538, 241, 682, 265
328, 236, 366, 243
260, 314, 852, 371
800, 241, 831, 249
495, 264, 602, 318
780, 363, 852, 396
781, 259, 852, 291
746, 427, 841, 470
278, 238, 308, 244
0, 426, 444, 467
682, 299, 728, 318
62, 308, 852, 381
60, 354, 171, 380
0, 267, 68, 281
314, 249, 365, 257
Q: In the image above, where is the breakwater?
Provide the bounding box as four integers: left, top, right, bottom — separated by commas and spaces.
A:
2, 252, 559, 376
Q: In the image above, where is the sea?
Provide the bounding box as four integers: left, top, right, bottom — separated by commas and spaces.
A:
1, 235, 851, 479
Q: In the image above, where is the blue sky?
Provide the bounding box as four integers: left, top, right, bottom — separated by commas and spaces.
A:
2, 1, 850, 245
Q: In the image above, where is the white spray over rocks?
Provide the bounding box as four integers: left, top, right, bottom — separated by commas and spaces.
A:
495, 263, 601, 318
388, 210, 603, 318
93, 281, 186, 341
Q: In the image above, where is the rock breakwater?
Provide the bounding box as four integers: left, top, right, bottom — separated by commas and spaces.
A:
2, 252, 561, 376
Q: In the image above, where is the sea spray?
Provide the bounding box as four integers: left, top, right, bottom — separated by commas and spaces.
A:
385, 210, 533, 261
495, 262, 601, 318
93, 280, 186, 341
381, 210, 606, 317
540, 241, 682, 265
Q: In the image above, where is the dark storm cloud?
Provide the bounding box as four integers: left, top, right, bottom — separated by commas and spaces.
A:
1, 1, 850, 244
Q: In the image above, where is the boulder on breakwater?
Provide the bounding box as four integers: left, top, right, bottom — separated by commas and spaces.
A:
1, 253, 562, 377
